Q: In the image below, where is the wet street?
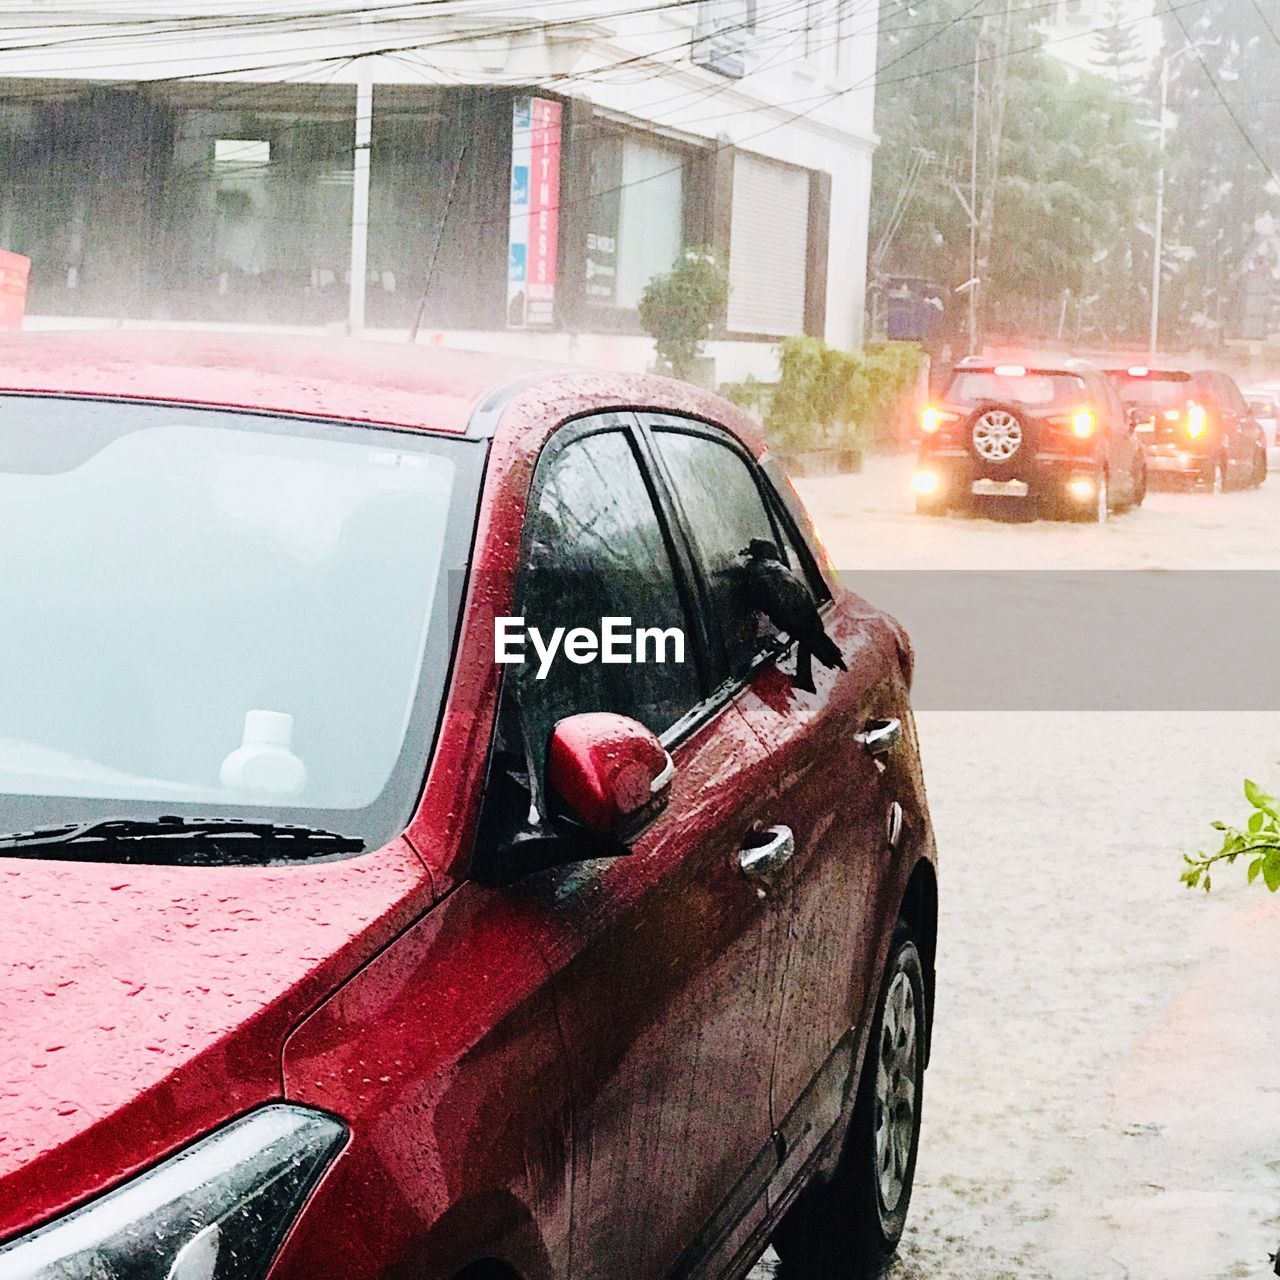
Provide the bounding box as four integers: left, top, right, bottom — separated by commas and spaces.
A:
751, 455, 1280, 1280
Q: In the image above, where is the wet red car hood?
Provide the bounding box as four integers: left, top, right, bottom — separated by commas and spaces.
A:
0, 843, 430, 1240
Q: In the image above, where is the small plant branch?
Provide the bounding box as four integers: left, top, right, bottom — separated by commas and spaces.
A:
1180, 780, 1280, 894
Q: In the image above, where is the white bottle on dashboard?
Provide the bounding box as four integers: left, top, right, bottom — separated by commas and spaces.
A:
220, 710, 307, 797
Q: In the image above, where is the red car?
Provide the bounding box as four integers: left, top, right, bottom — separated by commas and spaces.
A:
1105, 365, 1267, 490
0, 333, 938, 1280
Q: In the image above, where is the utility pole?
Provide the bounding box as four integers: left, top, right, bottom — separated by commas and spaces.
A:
1149, 40, 1209, 359
973, 0, 1014, 355
967, 40, 980, 355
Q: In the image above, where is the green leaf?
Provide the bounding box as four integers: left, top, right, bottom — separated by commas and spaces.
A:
1202, 874, 1211, 893
1248, 857, 1263, 885
1249, 811, 1265, 834
1210, 820, 1227, 831
1263, 851, 1280, 893
1244, 779, 1278, 814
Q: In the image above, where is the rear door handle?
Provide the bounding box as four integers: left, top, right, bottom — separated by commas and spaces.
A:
738, 825, 795, 890
856, 717, 902, 758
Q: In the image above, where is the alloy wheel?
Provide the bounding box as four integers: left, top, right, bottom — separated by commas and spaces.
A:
971, 410, 1023, 462
874, 969, 918, 1214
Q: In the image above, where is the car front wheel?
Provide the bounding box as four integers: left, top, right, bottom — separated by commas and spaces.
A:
772, 923, 927, 1279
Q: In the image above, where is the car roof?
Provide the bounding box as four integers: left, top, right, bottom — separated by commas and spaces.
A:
0, 330, 563, 433
1104, 366, 1192, 380
952, 356, 1096, 377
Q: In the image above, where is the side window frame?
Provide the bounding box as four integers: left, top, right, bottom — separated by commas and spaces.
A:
513, 411, 716, 708
635, 411, 832, 696
470, 411, 720, 878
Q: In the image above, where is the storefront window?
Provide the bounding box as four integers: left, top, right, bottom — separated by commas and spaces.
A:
586, 129, 686, 311
366, 87, 510, 331
161, 107, 354, 324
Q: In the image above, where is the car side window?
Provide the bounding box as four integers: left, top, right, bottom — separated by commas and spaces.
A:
1224, 378, 1248, 416
1097, 375, 1127, 436
515, 425, 703, 772
648, 422, 805, 682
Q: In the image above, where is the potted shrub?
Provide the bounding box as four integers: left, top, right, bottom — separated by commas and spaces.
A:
638, 248, 729, 388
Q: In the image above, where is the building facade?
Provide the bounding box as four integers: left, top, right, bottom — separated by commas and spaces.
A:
0, 0, 879, 379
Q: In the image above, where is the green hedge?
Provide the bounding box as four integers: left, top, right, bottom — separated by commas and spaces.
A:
721, 338, 925, 454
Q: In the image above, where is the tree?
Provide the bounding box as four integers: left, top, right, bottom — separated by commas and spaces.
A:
871, 0, 1157, 345
1091, 0, 1148, 100
1156, 0, 1280, 346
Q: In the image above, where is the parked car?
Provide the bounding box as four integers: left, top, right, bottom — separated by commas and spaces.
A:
1106, 365, 1267, 491
1242, 385, 1280, 449
913, 356, 1147, 520
0, 332, 938, 1280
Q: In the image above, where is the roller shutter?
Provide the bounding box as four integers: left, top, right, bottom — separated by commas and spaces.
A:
727, 152, 810, 336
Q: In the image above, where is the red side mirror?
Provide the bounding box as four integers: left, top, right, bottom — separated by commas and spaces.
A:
547, 712, 674, 840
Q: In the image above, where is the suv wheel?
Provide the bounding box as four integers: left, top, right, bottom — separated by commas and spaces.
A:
1080, 468, 1108, 523
1131, 459, 1147, 509
772, 923, 927, 1279
1250, 442, 1267, 489
969, 408, 1024, 466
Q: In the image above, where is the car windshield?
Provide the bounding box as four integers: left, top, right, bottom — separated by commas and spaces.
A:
1109, 375, 1194, 409
948, 371, 1085, 407
0, 395, 481, 851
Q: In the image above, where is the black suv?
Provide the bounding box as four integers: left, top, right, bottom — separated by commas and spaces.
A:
1105, 365, 1267, 491
914, 357, 1147, 520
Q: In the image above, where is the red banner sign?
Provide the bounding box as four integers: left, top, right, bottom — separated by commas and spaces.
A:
0, 249, 30, 330
525, 98, 561, 327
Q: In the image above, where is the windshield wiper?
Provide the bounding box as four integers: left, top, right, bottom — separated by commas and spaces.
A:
0, 815, 364, 865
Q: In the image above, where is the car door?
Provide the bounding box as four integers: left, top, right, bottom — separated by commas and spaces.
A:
474, 414, 789, 1279
1221, 374, 1261, 477
1196, 371, 1243, 476
1087, 368, 1136, 503
641, 415, 901, 1193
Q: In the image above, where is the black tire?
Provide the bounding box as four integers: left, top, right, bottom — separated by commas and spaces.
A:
1249, 442, 1267, 489
1201, 452, 1226, 493
1130, 459, 1147, 509
1070, 467, 1108, 523
772, 923, 927, 1279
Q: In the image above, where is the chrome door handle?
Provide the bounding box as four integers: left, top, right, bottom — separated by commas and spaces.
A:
738, 825, 795, 889
856, 717, 901, 758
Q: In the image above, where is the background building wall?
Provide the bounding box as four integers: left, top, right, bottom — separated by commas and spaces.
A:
0, 0, 880, 376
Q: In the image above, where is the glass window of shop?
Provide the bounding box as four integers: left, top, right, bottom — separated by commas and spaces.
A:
585, 129, 688, 312
365, 88, 510, 331
0, 91, 174, 319
157, 105, 355, 324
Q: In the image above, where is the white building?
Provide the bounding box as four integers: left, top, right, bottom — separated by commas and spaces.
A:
0, 0, 880, 379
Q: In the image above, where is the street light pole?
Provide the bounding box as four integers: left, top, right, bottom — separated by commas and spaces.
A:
968, 41, 980, 356
1149, 41, 1211, 360
1149, 56, 1171, 360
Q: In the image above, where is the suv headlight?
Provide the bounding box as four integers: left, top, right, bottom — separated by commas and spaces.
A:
0, 1105, 345, 1279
